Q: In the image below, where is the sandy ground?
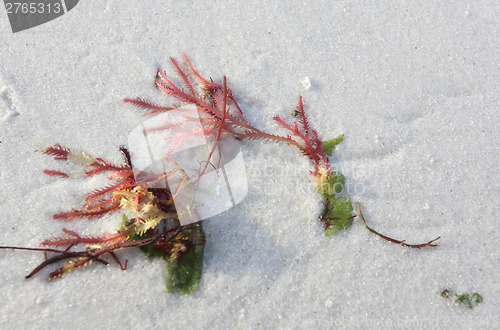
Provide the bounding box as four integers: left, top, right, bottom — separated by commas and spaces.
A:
0, 1, 498, 329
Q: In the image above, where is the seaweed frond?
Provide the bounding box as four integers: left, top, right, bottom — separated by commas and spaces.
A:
123, 97, 178, 116
41, 144, 70, 160
272, 97, 329, 176
40, 229, 129, 249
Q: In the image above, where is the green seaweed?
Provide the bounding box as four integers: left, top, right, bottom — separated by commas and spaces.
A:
317, 136, 355, 236
323, 134, 344, 156
456, 292, 483, 309
317, 171, 346, 196
166, 224, 205, 294
323, 195, 354, 236
442, 289, 483, 309
121, 215, 206, 294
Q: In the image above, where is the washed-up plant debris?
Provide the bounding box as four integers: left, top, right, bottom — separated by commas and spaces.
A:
0, 54, 440, 294
441, 289, 483, 309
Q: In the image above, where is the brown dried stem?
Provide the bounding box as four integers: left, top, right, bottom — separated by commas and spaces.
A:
356, 202, 440, 248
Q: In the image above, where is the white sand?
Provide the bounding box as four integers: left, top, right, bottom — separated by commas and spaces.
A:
0, 1, 498, 329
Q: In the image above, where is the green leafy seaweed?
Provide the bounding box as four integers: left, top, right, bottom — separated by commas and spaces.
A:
166, 223, 205, 294
323, 134, 344, 156
323, 195, 354, 236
